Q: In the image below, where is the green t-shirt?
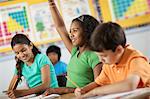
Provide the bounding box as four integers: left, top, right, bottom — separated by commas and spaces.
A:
15, 53, 58, 88
66, 47, 100, 88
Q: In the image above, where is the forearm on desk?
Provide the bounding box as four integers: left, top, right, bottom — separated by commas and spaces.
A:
50, 87, 75, 94
82, 75, 140, 98
81, 82, 99, 94
15, 83, 49, 97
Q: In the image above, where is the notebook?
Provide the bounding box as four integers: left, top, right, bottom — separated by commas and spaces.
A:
28, 94, 60, 99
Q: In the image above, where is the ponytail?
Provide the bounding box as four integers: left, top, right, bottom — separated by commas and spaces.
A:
15, 56, 22, 82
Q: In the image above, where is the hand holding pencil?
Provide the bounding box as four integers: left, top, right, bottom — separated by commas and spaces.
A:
65, 76, 84, 98
65, 76, 79, 88
2, 90, 7, 93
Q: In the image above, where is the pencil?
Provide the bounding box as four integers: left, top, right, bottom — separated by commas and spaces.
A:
65, 76, 79, 88
2, 90, 7, 93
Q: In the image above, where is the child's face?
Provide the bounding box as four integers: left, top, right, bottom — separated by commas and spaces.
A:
69, 21, 84, 46
13, 44, 34, 63
97, 46, 123, 65
97, 50, 118, 65
47, 52, 58, 65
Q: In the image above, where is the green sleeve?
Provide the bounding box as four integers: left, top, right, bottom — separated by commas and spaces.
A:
39, 54, 53, 69
88, 52, 101, 69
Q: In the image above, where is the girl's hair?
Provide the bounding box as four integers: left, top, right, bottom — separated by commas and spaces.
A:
72, 15, 100, 47
46, 45, 61, 61
11, 34, 41, 81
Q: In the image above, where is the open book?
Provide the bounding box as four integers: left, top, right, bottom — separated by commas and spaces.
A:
16, 94, 60, 99
28, 94, 60, 99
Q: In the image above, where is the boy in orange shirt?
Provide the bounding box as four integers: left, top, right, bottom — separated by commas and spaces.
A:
75, 22, 150, 98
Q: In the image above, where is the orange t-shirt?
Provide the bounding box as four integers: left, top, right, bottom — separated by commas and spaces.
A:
95, 46, 150, 88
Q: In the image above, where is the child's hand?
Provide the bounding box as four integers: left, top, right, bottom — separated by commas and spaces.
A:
43, 88, 53, 96
6, 90, 18, 99
74, 88, 82, 97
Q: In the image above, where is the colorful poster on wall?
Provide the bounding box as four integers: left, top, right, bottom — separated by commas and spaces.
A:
29, 2, 60, 42
111, 0, 150, 21
99, 0, 150, 28
0, 2, 33, 49
58, 0, 92, 30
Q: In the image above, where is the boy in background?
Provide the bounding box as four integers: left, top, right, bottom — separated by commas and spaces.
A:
46, 45, 67, 87
75, 22, 150, 98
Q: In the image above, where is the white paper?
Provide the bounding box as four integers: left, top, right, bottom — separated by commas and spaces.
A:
28, 94, 60, 99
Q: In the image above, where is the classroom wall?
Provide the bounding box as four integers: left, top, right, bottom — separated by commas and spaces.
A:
126, 25, 150, 59
0, 59, 15, 95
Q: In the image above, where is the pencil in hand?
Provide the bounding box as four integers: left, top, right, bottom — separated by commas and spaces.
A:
65, 76, 79, 88
2, 90, 7, 93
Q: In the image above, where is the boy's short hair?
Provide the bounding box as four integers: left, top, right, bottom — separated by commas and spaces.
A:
46, 45, 61, 61
91, 22, 126, 52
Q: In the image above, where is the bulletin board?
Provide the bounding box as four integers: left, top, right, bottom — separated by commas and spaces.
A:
99, 0, 150, 28
0, 0, 97, 53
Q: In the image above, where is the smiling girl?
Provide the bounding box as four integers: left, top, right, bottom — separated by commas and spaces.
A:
6, 34, 58, 98
43, 0, 103, 95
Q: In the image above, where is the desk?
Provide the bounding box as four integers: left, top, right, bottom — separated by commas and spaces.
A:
53, 88, 149, 99
1, 88, 149, 99
0, 95, 9, 99
121, 88, 150, 99
0, 94, 37, 99
88, 88, 150, 99
56, 93, 75, 99
0, 94, 75, 99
